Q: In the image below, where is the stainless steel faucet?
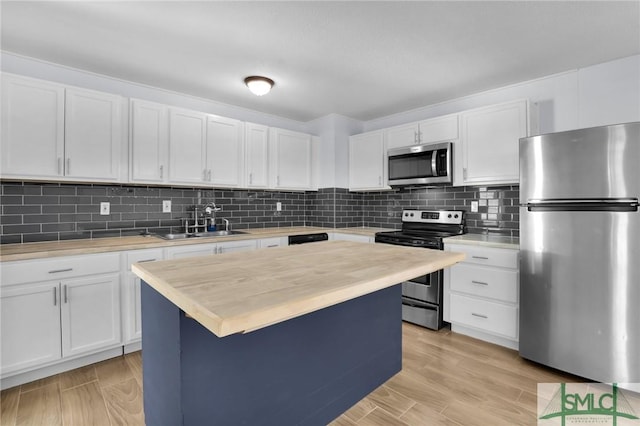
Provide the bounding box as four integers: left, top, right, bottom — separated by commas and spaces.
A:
221, 218, 230, 231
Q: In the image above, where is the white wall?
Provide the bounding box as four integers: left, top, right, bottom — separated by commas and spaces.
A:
306, 114, 363, 188
577, 55, 640, 129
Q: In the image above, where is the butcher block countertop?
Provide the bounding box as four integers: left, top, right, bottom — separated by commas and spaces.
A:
132, 240, 465, 338
0, 226, 392, 262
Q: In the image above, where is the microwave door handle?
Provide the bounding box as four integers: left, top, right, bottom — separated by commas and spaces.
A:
431, 151, 438, 177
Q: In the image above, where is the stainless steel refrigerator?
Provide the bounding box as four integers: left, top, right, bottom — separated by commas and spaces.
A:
519, 122, 640, 385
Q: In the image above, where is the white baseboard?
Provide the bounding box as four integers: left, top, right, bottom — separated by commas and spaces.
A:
451, 323, 519, 350
1, 347, 123, 390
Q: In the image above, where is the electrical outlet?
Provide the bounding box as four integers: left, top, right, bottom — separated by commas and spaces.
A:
276, 202, 282, 211
162, 200, 172, 213
471, 200, 479, 213
100, 202, 110, 215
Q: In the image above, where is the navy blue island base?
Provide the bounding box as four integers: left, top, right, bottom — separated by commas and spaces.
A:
141, 281, 402, 426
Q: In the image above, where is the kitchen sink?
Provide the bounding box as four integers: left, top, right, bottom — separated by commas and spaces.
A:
159, 230, 246, 240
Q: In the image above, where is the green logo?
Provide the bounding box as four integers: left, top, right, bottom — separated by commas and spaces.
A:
539, 383, 639, 425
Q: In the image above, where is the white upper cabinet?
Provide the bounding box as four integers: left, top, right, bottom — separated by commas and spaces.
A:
130, 99, 168, 183
459, 99, 528, 185
1, 74, 123, 182
386, 115, 459, 150
168, 107, 207, 185
245, 122, 269, 189
349, 130, 389, 191
206, 115, 244, 187
269, 127, 312, 190
1, 74, 65, 179
64, 88, 122, 181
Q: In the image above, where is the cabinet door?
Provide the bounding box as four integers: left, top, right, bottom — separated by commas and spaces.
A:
61, 274, 121, 357
124, 248, 163, 343
216, 239, 257, 254
461, 100, 528, 185
165, 243, 217, 259
417, 115, 459, 144
1, 74, 65, 178
124, 274, 143, 343
245, 123, 269, 188
1, 282, 62, 374
349, 131, 387, 191
130, 99, 168, 183
65, 88, 122, 181
270, 128, 312, 190
385, 122, 419, 150
207, 115, 244, 187
169, 108, 207, 185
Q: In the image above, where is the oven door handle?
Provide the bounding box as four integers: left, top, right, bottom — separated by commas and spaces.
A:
401, 297, 437, 310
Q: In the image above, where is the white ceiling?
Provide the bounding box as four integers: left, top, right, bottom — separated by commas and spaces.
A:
2, 1, 639, 122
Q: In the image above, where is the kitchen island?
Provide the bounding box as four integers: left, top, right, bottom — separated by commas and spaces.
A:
132, 240, 465, 426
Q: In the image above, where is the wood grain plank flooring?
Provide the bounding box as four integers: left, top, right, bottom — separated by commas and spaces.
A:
2, 323, 604, 426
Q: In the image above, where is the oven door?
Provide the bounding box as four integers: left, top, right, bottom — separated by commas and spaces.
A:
401, 270, 441, 305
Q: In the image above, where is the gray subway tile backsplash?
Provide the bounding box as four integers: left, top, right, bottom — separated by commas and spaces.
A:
1, 181, 519, 244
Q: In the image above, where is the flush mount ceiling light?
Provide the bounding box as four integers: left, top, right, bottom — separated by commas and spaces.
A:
244, 76, 274, 96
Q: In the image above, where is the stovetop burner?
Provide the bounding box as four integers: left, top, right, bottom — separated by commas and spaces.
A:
375, 209, 466, 248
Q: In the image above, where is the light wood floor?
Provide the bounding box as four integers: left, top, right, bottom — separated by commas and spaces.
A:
1, 324, 588, 426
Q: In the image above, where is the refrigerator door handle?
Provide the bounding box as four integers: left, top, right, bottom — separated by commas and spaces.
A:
524, 197, 638, 212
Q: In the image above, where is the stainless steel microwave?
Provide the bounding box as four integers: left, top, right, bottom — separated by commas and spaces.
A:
387, 142, 452, 186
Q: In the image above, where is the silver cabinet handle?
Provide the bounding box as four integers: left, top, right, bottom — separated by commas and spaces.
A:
57, 157, 62, 175
66, 158, 70, 174
53, 287, 57, 306
417, 130, 422, 143
208, 169, 212, 181
63, 285, 68, 304
472, 256, 489, 260
463, 167, 468, 180
266, 244, 278, 248
138, 258, 156, 263
378, 176, 382, 186
249, 172, 253, 185
160, 165, 164, 179
471, 312, 488, 319
48, 268, 73, 274
203, 169, 207, 180
471, 280, 488, 286
414, 131, 418, 144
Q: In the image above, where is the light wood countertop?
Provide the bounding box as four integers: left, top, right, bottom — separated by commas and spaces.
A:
0, 226, 393, 262
132, 240, 465, 337
443, 234, 519, 250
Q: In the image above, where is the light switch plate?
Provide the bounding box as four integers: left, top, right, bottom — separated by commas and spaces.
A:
100, 202, 110, 215
276, 202, 282, 211
471, 201, 479, 213
162, 200, 172, 213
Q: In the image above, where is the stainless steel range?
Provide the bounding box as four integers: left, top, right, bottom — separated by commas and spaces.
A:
375, 210, 465, 330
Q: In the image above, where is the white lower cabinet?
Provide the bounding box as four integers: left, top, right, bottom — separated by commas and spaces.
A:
257, 237, 287, 248
1, 282, 62, 374
0, 253, 121, 377
61, 274, 121, 357
122, 248, 164, 346
216, 239, 257, 254
444, 243, 519, 349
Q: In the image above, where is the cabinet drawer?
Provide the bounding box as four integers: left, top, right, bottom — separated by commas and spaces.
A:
2, 253, 120, 286
258, 237, 284, 249
450, 263, 518, 303
450, 293, 518, 339
125, 249, 164, 271
447, 244, 518, 269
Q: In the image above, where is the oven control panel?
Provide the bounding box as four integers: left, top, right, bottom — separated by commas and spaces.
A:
401, 209, 464, 225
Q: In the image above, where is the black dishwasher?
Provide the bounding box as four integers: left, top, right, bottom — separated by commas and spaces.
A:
288, 233, 329, 245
